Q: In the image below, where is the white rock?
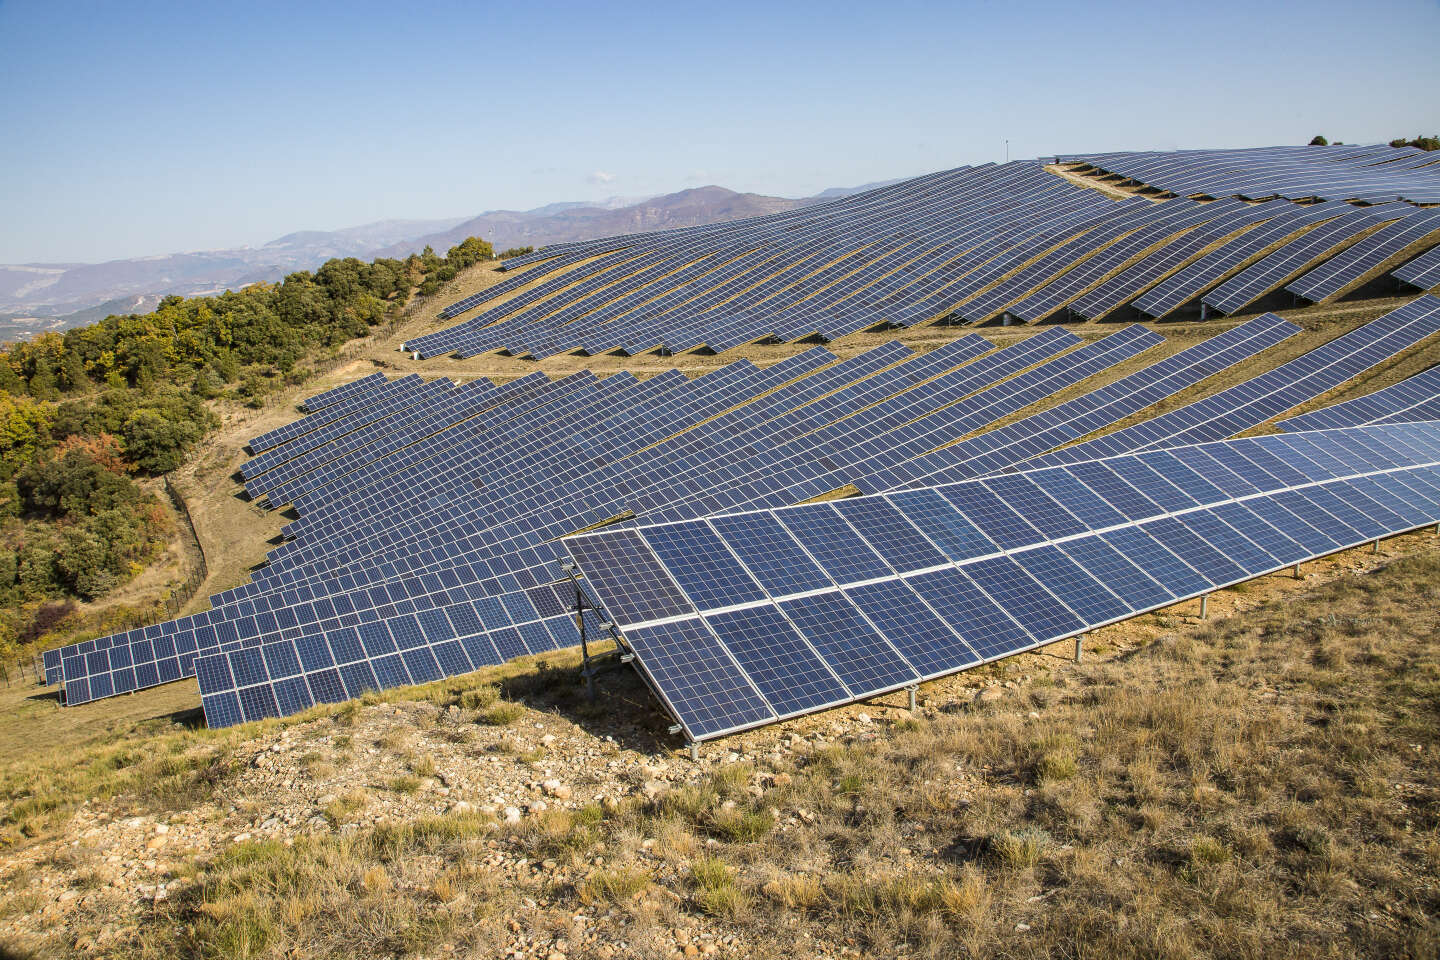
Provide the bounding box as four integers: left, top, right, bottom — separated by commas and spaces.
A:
503, 807, 523, 824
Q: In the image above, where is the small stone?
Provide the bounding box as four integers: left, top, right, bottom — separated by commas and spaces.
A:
232, 833, 251, 843
503, 807, 523, 824
145, 837, 166, 851
1015, 922, 1031, 932
528, 800, 548, 814
451, 801, 475, 815
153, 823, 169, 836
1027, 711, 1040, 720
974, 688, 1004, 705
855, 712, 871, 724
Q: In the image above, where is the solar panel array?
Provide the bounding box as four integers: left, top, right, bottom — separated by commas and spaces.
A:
1278, 365, 1440, 432
53, 295, 1440, 719
193, 581, 611, 728
1020, 296, 1440, 468
1063, 144, 1440, 205
400, 151, 1440, 360
1286, 209, 1440, 303
566, 422, 1440, 740
299, 371, 389, 412
1199, 205, 1418, 315
55, 322, 1208, 708
39, 144, 1440, 739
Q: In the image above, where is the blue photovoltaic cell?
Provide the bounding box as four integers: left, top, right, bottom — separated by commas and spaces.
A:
708, 512, 833, 595
962, 554, 1086, 642
1185, 507, 1284, 571
1271, 489, 1363, 547
640, 523, 767, 610
906, 567, 1031, 661
981, 475, 1089, 541
884, 489, 999, 561
1141, 517, 1249, 586
564, 530, 694, 625
1243, 497, 1340, 554
1354, 475, 1435, 526
774, 504, 894, 584
703, 606, 849, 716
1298, 484, 1389, 539
1100, 526, 1212, 597
1011, 545, 1131, 624
778, 592, 918, 691
1027, 469, 1130, 529
1058, 536, 1174, 610
832, 497, 949, 573
1103, 458, 1198, 512
1336, 478, 1413, 528
1212, 501, 1308, 565
936, 483, 1041, 551
622, 616, 777, 736
843, 578, 980, 677
1064, 461, 1164, 521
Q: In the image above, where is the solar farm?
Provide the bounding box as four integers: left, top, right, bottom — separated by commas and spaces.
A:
44, 145, 1440, 758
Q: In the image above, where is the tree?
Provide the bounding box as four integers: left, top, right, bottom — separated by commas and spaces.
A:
1309, 135, 1328, 146
120, 408, 202, 474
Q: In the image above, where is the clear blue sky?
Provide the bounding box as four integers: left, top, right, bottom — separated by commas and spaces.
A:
1, 0, 1437, 264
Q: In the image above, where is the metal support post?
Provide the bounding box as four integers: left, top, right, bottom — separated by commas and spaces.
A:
1374, 539, 1381, 553
1074, 635, 1084, 663
689, 741, 700, 763
1293, 562, 1302, 579
1200, 594, 1209, 619
907, 685, 918, 712
1200, 303, 1208, 320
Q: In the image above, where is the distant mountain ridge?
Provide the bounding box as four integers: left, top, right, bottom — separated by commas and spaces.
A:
374, 185, 808, 260
0, 177, 902, 337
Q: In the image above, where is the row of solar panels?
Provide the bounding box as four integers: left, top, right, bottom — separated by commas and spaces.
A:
397, 155, 1440, 361
565, 421, 1440, 740
1063, 143, 1440, 205
45, 297, 1440, 711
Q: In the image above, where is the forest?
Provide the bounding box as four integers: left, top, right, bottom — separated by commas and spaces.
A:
0, 237, 495, 658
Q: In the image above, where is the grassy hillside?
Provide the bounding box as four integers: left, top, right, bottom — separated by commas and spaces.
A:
1, 225, 1438, 957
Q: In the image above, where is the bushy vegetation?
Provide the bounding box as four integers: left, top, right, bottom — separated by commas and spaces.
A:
1389, 134, 1440, 151
0, 238, 494, 656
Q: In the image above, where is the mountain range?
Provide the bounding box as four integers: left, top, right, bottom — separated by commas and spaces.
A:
0, 178, 901, 339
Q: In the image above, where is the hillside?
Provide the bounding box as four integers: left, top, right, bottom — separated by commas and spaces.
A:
4, 147, 1440, 960
371, 186, 808, 260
